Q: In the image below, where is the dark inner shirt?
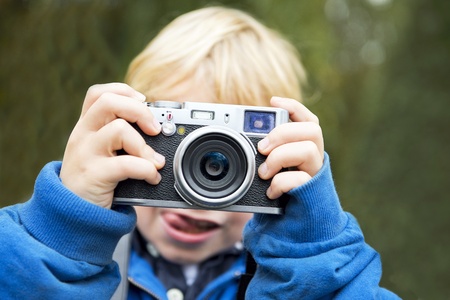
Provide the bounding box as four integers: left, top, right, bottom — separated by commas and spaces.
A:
132, 229, 242, 300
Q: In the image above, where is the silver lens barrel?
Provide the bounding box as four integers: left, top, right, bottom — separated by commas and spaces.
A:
173, 125, 256, 208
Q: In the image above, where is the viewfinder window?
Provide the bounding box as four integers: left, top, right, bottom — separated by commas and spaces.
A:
244, 111, 276, 134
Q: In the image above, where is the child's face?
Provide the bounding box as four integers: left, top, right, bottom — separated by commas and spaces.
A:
134, 81, 253, 264
135, 207, 252, 264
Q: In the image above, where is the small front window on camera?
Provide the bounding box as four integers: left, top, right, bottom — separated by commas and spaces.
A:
243, 111, 276, 134
191, 110, 215, 120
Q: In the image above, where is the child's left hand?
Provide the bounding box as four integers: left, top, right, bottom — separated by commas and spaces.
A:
257, 97, 324, 199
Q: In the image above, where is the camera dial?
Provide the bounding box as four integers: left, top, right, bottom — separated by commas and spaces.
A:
152, 100, 182, 109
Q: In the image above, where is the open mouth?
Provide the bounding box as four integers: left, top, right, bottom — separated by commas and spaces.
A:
165, 212, 220, 233
161, 211, 220, 243
176, 214, 219, 233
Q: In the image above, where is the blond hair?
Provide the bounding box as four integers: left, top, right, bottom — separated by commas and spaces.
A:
125, 6, 306, 106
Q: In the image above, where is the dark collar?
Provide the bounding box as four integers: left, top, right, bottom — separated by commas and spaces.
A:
132, 229, 243, 300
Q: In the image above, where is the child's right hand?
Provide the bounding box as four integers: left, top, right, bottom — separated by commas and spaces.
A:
60, 83, 165, 209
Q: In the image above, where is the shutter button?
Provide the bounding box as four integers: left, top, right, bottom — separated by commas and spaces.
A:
162, 121, 176, 136
162, 111, 176, 136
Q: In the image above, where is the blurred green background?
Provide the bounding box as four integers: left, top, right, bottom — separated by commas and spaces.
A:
1, 0, 449, 298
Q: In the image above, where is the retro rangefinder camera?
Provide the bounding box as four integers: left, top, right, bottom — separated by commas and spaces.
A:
113, 101, 289, 214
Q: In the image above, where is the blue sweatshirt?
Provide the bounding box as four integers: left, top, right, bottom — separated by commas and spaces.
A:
0, 154, 399, 299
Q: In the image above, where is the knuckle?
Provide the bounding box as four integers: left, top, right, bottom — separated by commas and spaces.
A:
109, 118, 130, 134
270, 173, 285, 189
294, 171, 312, 186
303, 140, 319, 156
310, 113, 320, 124
110, 82, 127, 88
108, 82, 131, 94
97, 91, 114, 103
87, 83, 131, 99
112, 156, 127, 172
87, 84, 101, 95
271, 173, 294, 195
86, 84, 110, 100
117, 156, 138, 173
265, 150, 281, 170
309, 122, 323, 137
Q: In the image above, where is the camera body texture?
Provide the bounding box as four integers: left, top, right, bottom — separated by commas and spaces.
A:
113, 101, 289, 214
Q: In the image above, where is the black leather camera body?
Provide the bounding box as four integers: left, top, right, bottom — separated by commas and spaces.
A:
113, 101, 289, 214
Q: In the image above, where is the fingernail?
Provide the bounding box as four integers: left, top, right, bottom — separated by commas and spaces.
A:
258, 162, 268, 178
258, 137, 269, 151
153, 118, 162, 131
134, 91, 147, 102
154, 152, 165, 165
155, 173, 162, 184
266, 187, 273, 199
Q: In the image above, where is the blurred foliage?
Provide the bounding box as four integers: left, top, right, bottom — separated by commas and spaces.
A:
1, 0, 449, 298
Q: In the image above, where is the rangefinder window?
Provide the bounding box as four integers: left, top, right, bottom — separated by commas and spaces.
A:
244, 111, 276, 134
191, 110, 215, 120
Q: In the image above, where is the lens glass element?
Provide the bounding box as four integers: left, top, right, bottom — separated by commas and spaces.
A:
200, 152, 229, 180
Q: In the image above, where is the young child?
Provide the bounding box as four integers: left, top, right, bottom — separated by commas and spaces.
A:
0, 6, 399, 300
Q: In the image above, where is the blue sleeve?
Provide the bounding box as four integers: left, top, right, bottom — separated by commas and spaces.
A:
243, 153, 400, 299
0, 162, 136, 300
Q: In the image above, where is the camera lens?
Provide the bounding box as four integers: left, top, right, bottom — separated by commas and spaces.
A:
173, 126, 256, 208
200, 152, 229, 180
182, 133, 247, 199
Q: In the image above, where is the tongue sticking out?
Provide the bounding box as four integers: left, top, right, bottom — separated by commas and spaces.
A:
164, 213, 220, 234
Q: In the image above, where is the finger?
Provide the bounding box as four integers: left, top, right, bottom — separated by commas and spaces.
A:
81, 83, 146, 117
266, 171, 312, 199
258, 141, 323, 179
258, 122, 324, 157
60, 155, 161, 209
106, 155, 162, 185
270, 96, 319, 124
93, 119, 165, 169
80, 93, 161, 135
